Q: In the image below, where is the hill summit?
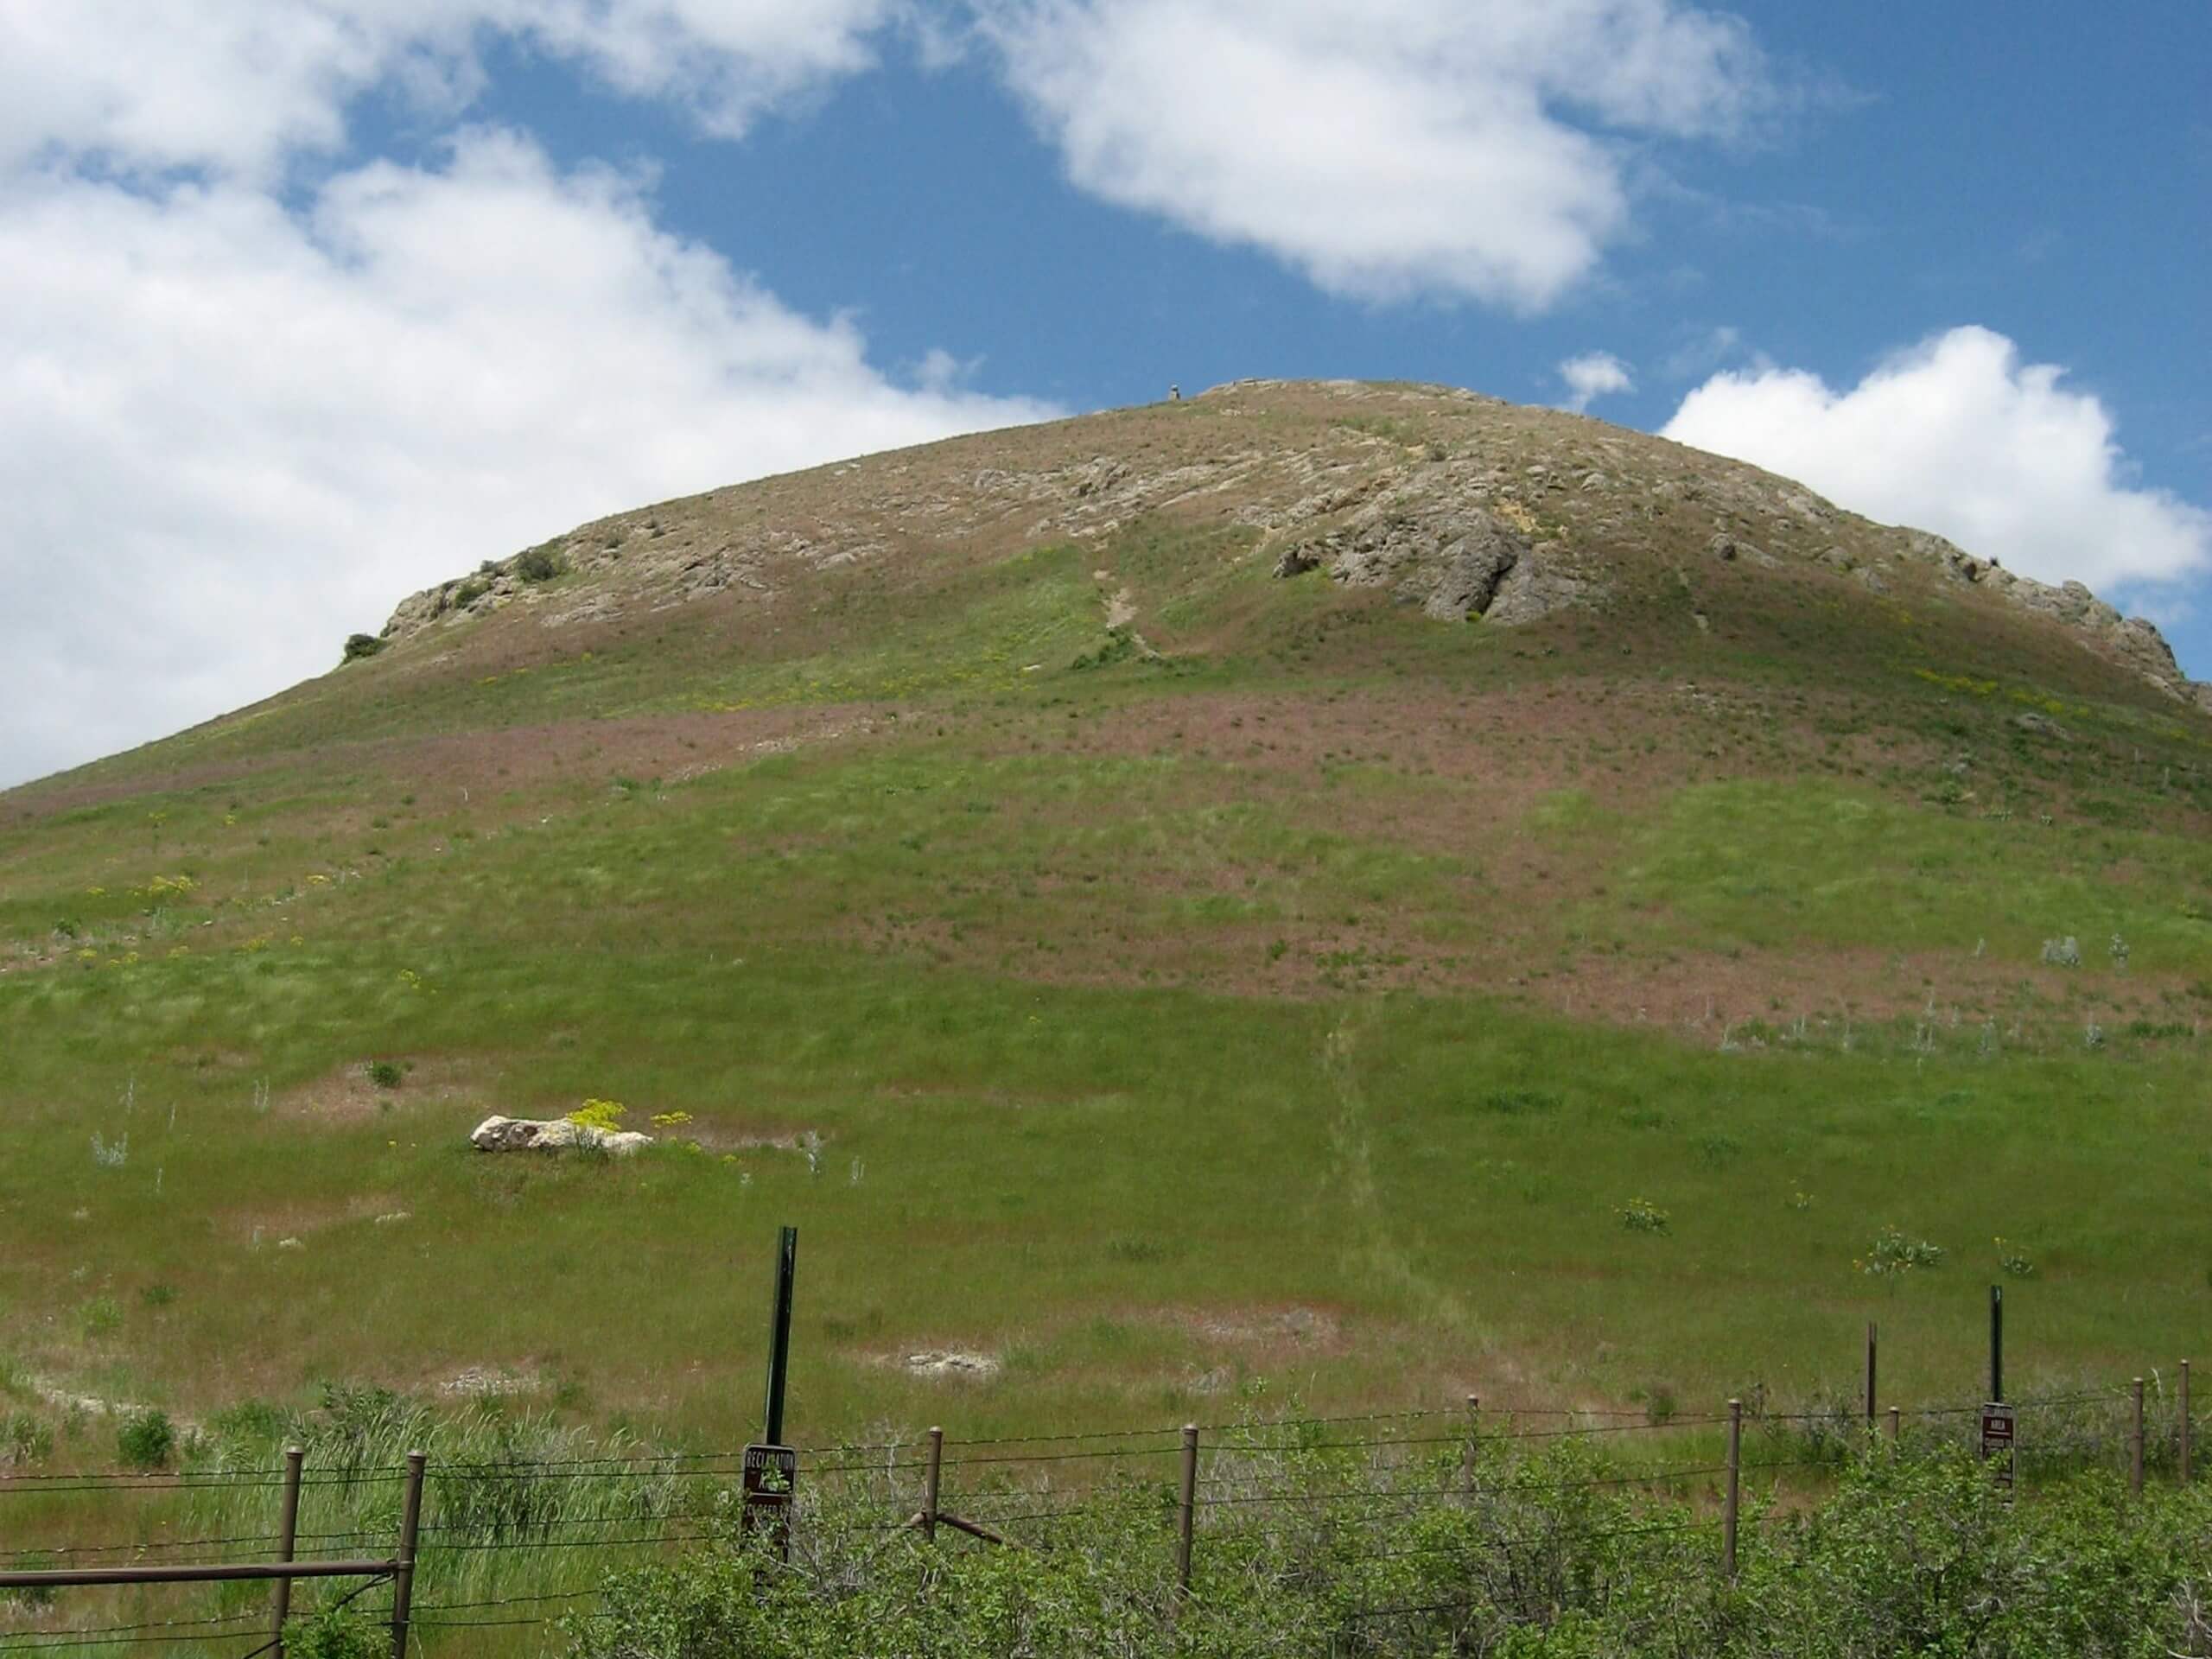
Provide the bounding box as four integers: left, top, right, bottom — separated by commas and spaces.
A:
377, 379, 2206, 711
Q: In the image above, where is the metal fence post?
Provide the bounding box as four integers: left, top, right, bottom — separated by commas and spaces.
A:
1887, 1406, 1900, 1449
923, 1427, 944, 1543
1988, 1286, 2004, 1404
763, 1226, 798, 1446
1461, 1395, 1480, 1490
1723, 1399, 1741, 1580
269, 1446, 304, 1658
2132, 1379, 2146, 1497
1176, 1424, 1198, 1605
390, 1451, 425, 1659
1865, 1323, 1877, 1432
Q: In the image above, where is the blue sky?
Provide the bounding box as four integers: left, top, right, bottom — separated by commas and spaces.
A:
458, 3, 2212, 460
1, 2, 2206, 785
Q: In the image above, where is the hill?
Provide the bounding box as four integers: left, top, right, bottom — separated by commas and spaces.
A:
4, 378, 2211, 1452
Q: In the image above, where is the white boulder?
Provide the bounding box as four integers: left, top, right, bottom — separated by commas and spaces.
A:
469, 1115, 652, 1156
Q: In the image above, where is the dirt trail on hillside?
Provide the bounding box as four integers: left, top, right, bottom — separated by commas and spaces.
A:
1321, 1008, 1480, 1344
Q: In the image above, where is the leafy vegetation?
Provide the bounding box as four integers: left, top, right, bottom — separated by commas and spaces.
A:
566, 1449, 2212, 1659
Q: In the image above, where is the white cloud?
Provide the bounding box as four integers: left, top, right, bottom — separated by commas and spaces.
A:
975, 0, 1770, 308
0, 130, 1055, 789
1662, 326, 2212, 594
1559, 351, 1635, 412
0, 0, 903, 178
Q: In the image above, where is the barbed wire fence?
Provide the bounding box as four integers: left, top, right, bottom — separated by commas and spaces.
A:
0, 1370, 2190, 1656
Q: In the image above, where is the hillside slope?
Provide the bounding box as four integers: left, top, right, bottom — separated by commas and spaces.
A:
4, 379, 2211, 1447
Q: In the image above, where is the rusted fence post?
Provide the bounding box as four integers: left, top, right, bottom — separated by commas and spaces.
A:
923, 1427, 944, 1543
2132, 1379, 2146, 1497
390, 1451, 425, 1659
1723, 1399, 1741, 1580
269, 1445, 304, 1657
1175, 1424, 1198, 1605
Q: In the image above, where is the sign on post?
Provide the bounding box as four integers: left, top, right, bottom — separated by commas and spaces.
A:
742, 1443, 797, 1558
1978, 1402, 2016, 1498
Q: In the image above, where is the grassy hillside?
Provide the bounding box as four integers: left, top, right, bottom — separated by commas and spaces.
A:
4, 379, 2211, 1476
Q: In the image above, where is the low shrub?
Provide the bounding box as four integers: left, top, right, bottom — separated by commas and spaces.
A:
1862, 1227, 1945, 1276
289, 1608, 383, 1659
117, 1408, 175, 1470
341, 633, 385, 662
2, 1411, 52, 1466
561, 1445, 2212, 1659
567, 1099, 626, 1133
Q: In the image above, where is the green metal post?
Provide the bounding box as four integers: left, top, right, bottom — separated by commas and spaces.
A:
1989, 1284, 2003, 1403
764, 1225, 798, 1444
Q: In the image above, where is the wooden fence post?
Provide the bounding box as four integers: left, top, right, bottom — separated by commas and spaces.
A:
2183, 1362, 2193, 1486
269, 1446, 303, 1658
923, 1427, 944, 1543
1461, 1395, 1480, 1490
1723, 1399, 1741, 1580
390, 1451, 425, 1659
2132, 1378, 2146, 1497
1175, 1424, 1198, 1605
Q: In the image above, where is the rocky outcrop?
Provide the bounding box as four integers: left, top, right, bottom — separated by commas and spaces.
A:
1316, 504, 1528, 620
470, 1115, 652, 1155
1271, 495, 1594, 626
1901, 529, 2192, 696
1488, 542, 1593, 625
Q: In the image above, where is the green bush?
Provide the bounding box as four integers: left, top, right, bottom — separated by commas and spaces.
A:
116, 1408, 175, 1470
559, 1445, 2212, 1659
454, 578, 490, 607
1617, 1197, 1670, 1233
289, 1608, 383, 1659
341, 632, 385, 662
517, 548, 562, 583
365, 1059, 403, 1090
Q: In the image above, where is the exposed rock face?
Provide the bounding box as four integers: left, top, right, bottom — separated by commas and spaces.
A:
1489, 543, 1592, 625
372, 377, 2207, 713
1707, 533, 1773, 566
1269, 493, 1593, 625
470, 1115, 652, 1155
1905, 529, 2190, 694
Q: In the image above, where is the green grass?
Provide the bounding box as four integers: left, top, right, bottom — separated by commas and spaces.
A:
6, 427, 2212, 1542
